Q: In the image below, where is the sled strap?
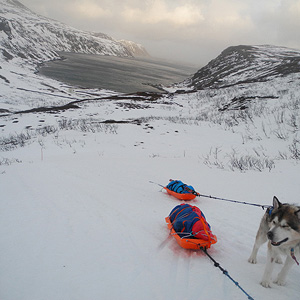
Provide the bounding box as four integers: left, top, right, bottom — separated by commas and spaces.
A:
200, 217, 211, 243
201, 248, 254, 300
169, 207, 191, 224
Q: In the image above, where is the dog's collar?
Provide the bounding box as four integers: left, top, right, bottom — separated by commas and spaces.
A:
291, 248, 299, 266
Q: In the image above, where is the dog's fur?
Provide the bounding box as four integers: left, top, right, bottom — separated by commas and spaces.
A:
248, 196, 300, 288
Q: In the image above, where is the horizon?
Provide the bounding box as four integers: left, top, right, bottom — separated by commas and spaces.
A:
19, 0, 300, 66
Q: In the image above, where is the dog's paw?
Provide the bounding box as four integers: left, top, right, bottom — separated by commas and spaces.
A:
274, 278, 286, 286
248, 256, 257, 264
260, 280, 272, 288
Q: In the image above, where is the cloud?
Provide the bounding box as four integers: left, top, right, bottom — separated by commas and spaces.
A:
70, 0, 112, 19
115, 0, 256, 45
122, 0, 204, 27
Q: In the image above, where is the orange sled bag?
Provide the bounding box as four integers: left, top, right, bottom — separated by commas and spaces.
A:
166, 204, 217, 250
164, 180, 198, 201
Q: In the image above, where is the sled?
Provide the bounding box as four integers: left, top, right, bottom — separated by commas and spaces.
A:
163, 187, 196, 201
165, 216, 217, 250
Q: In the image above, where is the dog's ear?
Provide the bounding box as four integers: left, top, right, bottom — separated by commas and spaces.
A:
273, 196, 282, 209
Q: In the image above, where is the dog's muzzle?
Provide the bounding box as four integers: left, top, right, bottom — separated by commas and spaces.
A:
267, 231, 289, 246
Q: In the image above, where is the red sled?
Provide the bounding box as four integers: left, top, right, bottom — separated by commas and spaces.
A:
165, 216, 217, 250
164, 187, 196, 201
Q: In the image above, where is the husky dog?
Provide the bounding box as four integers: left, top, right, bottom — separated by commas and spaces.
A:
248, 196, 300, 288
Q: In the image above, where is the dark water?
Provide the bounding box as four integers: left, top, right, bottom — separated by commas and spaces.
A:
39, 52, 198, 93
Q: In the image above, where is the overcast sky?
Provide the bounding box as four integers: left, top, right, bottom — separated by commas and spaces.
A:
21, 0, 300, 66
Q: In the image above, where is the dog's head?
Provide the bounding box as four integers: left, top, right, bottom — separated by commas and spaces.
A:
267, 196, 300, 247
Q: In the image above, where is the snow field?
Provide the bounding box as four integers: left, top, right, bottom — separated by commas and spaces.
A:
1, 117, 300, 300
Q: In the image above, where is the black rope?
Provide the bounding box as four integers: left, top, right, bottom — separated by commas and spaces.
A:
149, 181, 165, 188
149, 181, 270, 210
198, 193, 271, 210
201, 248, 254, 300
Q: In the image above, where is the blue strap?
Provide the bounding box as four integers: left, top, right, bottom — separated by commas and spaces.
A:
267, 207, 273, 216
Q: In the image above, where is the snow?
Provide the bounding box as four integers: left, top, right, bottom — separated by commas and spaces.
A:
1, 80, 300, 300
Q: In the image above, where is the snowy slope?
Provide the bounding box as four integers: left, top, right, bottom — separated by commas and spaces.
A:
0, 0, 133, 63
1, 97, 300, 300
187, 45, 300, 90
119, 40, 151, 57
0, 0, 151, 63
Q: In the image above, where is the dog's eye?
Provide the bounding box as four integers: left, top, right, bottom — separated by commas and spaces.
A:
282, 224, 290, 229
272, 220, 277, 225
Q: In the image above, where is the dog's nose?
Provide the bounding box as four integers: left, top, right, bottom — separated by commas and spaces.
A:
267, 231, 273, 240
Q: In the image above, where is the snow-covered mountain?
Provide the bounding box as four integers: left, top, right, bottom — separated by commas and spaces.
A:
119, 40, 150, 57
0, 0, 149, 63
187, 45, 300, 90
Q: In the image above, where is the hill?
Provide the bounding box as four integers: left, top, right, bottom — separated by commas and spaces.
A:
0, 0, 148, 63
119, 40, 150, 57
187, 45, 300, 90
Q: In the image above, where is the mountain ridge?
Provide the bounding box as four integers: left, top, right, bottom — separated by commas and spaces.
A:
187, 44, 300, 90
0, 0, 149, 63
119, 40, 150, 57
